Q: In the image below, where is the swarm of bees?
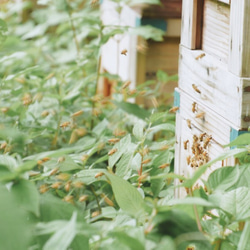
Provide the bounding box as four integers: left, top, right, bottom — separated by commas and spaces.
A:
184, 132, 212, 168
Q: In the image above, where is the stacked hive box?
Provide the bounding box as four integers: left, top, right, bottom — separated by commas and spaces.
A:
175, 0, 250, 197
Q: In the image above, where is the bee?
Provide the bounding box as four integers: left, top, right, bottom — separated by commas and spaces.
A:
41, 110, 49, 117
49, 167, 59, 176
199, 132, 207, 142
192, 84, 201, 94
45, 72, 55, 80
193, 135, 199, 142
91, 211, 100, 218
128, 89, 137, 95
122, 80, 131, 89
39, 184, 49, 194
95, 172, 104, 178
60, 121, 71, 128
186, 155, 191, 165
142, 158, 151, 165
22, 93, 32, 106
108, 148, 117, 156
0, 141, 7, 150
158, 163, 170, 169
121, 49, 128, 56
37, 157, 50, 165
243, 115, 250, 122
169, 106, 179, 113
79, 195, 88, 202
57, 156, 65, 163
183, 140, 189, 150
138, 173, 149, 182
63, 195, 74, 204
56, 173, 70, 181
160, 145, 169, 150
195, 112, 205, 119
71, 110, 84, 118
195, 53, 205, 60
192, 102, 197, 113
64, 181, 71, 192
51, 182, 62, 189
81, 154, 89, 161
203, 136, 212, 149
73, 181, 84, 188
113, 130, 126, 137
1, 107, 8, 113
108, 138, 120, 144
101, 194, 114, 207
186, 119, 192, 129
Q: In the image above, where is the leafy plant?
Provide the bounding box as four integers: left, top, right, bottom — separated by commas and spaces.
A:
1, 1, 250, 250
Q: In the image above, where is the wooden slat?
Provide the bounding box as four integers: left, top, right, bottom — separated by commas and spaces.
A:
180, 0, 198, 49
178, 45, 247, 128
202, 0, 230, 63
229, 0, 250, 77
218, 0, 230, 4
175, 90, 236, 198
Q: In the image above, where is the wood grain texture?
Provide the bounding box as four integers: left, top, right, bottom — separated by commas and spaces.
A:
178, 45, 248, 128
175, 89, 236, 198
181, 0, 197, 49
229, 0, 250, 77
202, 0, 230, 63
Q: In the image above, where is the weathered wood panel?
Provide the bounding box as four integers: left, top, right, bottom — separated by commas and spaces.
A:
175, 89, 236, 197
229, 0, 250, 77
202, 0, 230, 63
178, 45, 246, 128
181, 0, 198, 49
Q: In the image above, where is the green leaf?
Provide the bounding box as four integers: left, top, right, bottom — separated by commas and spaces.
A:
238, 221, 250, 250
149, 123, 175, 134
43, 212, 77, 250
74, 169, 107, 185
225, 134, 250, 147
183, 148, 248, 188
0, 155, 18, 171
156, 70, 169, 83
113, 101, 150, 120
108, 135, 132, 168
166, 197, 215, 207
0, 18, 8, 46
0, 184, 31, 250
207, 166, 240, 191
133, 122, 144, 141
130, 26, 165, 41
149, 111, 168, 123
211, 187, 250, 221
109, 231, 144, 250
105, 172, 146, 216
11, 179, 40, 216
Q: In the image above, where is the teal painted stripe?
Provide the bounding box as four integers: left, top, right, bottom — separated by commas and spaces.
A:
174, 90, 180, 112
230, 128, 250, 148
141, 18, 167, 32
135, 17, 167, 32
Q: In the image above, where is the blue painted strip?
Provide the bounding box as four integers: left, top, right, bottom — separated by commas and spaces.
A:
140, 18, 167, 32
174, 90, 180, 112
135, 17, 141, 27
230, 128, 250, 148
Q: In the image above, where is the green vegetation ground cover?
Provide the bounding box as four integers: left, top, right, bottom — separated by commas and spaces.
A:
0, 1, 250, 249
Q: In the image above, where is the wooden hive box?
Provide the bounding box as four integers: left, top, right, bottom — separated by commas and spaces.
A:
175, 0, 250, 197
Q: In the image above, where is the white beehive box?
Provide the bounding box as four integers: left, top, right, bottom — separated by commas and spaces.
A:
175, 0, 250, 197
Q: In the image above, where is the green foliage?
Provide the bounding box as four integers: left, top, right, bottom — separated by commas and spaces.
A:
1, 0, 250, 249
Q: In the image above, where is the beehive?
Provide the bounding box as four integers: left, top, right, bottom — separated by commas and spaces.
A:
175, 0, 250, 197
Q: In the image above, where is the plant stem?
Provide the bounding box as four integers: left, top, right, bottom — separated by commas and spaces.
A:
90, 185, 102, 213
190, 188, 203, 232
